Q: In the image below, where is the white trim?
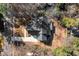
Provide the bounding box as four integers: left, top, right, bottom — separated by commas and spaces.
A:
0, 0, 79, 3
11, 36, 40, 42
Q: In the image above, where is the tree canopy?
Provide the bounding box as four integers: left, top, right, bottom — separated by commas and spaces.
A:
0, 4, 7, 14
60, 17, 77, 28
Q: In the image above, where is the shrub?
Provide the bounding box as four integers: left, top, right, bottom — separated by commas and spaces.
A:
72, 37, 79, 48
0, 4, 7, 14
60, 17, 76, 28
71, 37, 79, 56
52, 37, 79, 56
52, 46, 72, 56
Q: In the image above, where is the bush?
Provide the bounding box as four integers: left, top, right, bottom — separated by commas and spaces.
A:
52, 46, 72, 56
72, 37, 79, 48
71, 37, 79, 55
52, 37, 79, 56
61, 17, 76, 28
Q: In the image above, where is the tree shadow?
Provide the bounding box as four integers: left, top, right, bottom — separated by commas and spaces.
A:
0, 13, 14, 45
0, 13, 4, 33
42, 22, 55, 46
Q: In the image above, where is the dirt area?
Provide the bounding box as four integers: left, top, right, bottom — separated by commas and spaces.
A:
51, 19, 67, 48
10, 42, 53, 56
1, 19, 67, 56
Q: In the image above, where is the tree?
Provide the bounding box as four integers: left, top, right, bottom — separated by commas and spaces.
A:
56, 3, 67, 11
0, 4, 7, 14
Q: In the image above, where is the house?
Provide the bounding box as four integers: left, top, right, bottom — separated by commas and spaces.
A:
25, 16, 54, 45
9, 16, 54, 45
5, 4, 55, 45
